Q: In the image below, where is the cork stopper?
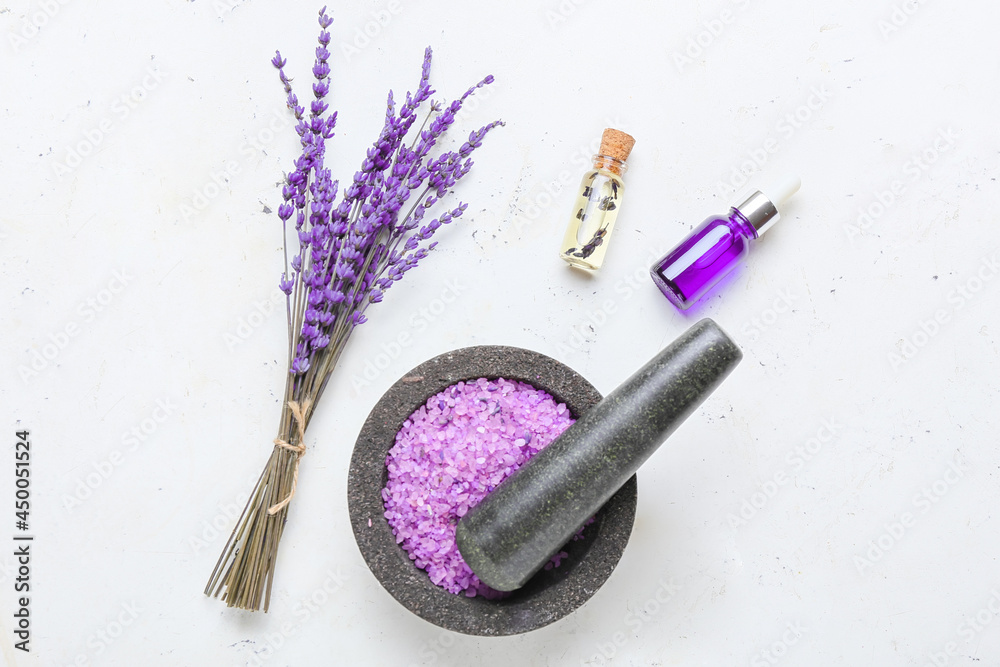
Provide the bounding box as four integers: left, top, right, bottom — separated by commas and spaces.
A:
599, 128, 635, 164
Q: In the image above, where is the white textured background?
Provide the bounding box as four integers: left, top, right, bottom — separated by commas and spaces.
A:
2, 0, 1000, 665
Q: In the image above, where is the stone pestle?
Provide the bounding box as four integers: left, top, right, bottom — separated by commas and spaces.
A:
456, 318, 743, 592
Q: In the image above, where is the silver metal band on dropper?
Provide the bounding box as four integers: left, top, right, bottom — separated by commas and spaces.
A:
735, 191, 780, 236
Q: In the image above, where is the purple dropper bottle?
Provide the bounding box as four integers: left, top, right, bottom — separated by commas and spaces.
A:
650, 176, 801, 310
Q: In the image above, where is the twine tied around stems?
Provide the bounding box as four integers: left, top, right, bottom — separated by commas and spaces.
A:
268, 398, 311, 515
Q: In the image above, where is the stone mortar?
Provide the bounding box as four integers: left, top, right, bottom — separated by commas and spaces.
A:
347, 345, 638, 636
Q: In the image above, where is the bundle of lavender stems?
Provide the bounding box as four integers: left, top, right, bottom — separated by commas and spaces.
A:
205, 7, 502, 612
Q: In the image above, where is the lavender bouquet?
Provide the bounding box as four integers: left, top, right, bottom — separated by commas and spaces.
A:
205, 7, 502, 612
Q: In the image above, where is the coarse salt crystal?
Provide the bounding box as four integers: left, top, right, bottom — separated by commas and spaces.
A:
383, 378, 579, 597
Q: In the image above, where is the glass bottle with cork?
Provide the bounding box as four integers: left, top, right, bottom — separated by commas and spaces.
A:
559, 128, 635, 271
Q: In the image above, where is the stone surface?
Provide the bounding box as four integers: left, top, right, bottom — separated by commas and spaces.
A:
456, 319, 742, 592
347, 345, 638, 636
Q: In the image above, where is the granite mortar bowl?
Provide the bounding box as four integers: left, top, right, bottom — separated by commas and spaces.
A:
348, 345, 638, 636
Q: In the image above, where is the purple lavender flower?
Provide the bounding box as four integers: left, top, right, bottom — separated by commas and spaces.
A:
208, 6, 503, 617
271, 12, 501, 378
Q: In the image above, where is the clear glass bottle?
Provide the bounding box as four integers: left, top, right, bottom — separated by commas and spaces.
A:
650, 176, 800, 310
560, 129, 635, 271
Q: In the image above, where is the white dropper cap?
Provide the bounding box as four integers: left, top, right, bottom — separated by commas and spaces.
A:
735, 175, 801, 236
760, 175, 801, 212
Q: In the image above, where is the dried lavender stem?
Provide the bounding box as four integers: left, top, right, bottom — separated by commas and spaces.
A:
205, 8, 500, 611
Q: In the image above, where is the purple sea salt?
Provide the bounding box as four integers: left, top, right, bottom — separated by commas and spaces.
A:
382, 377, 580, 598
